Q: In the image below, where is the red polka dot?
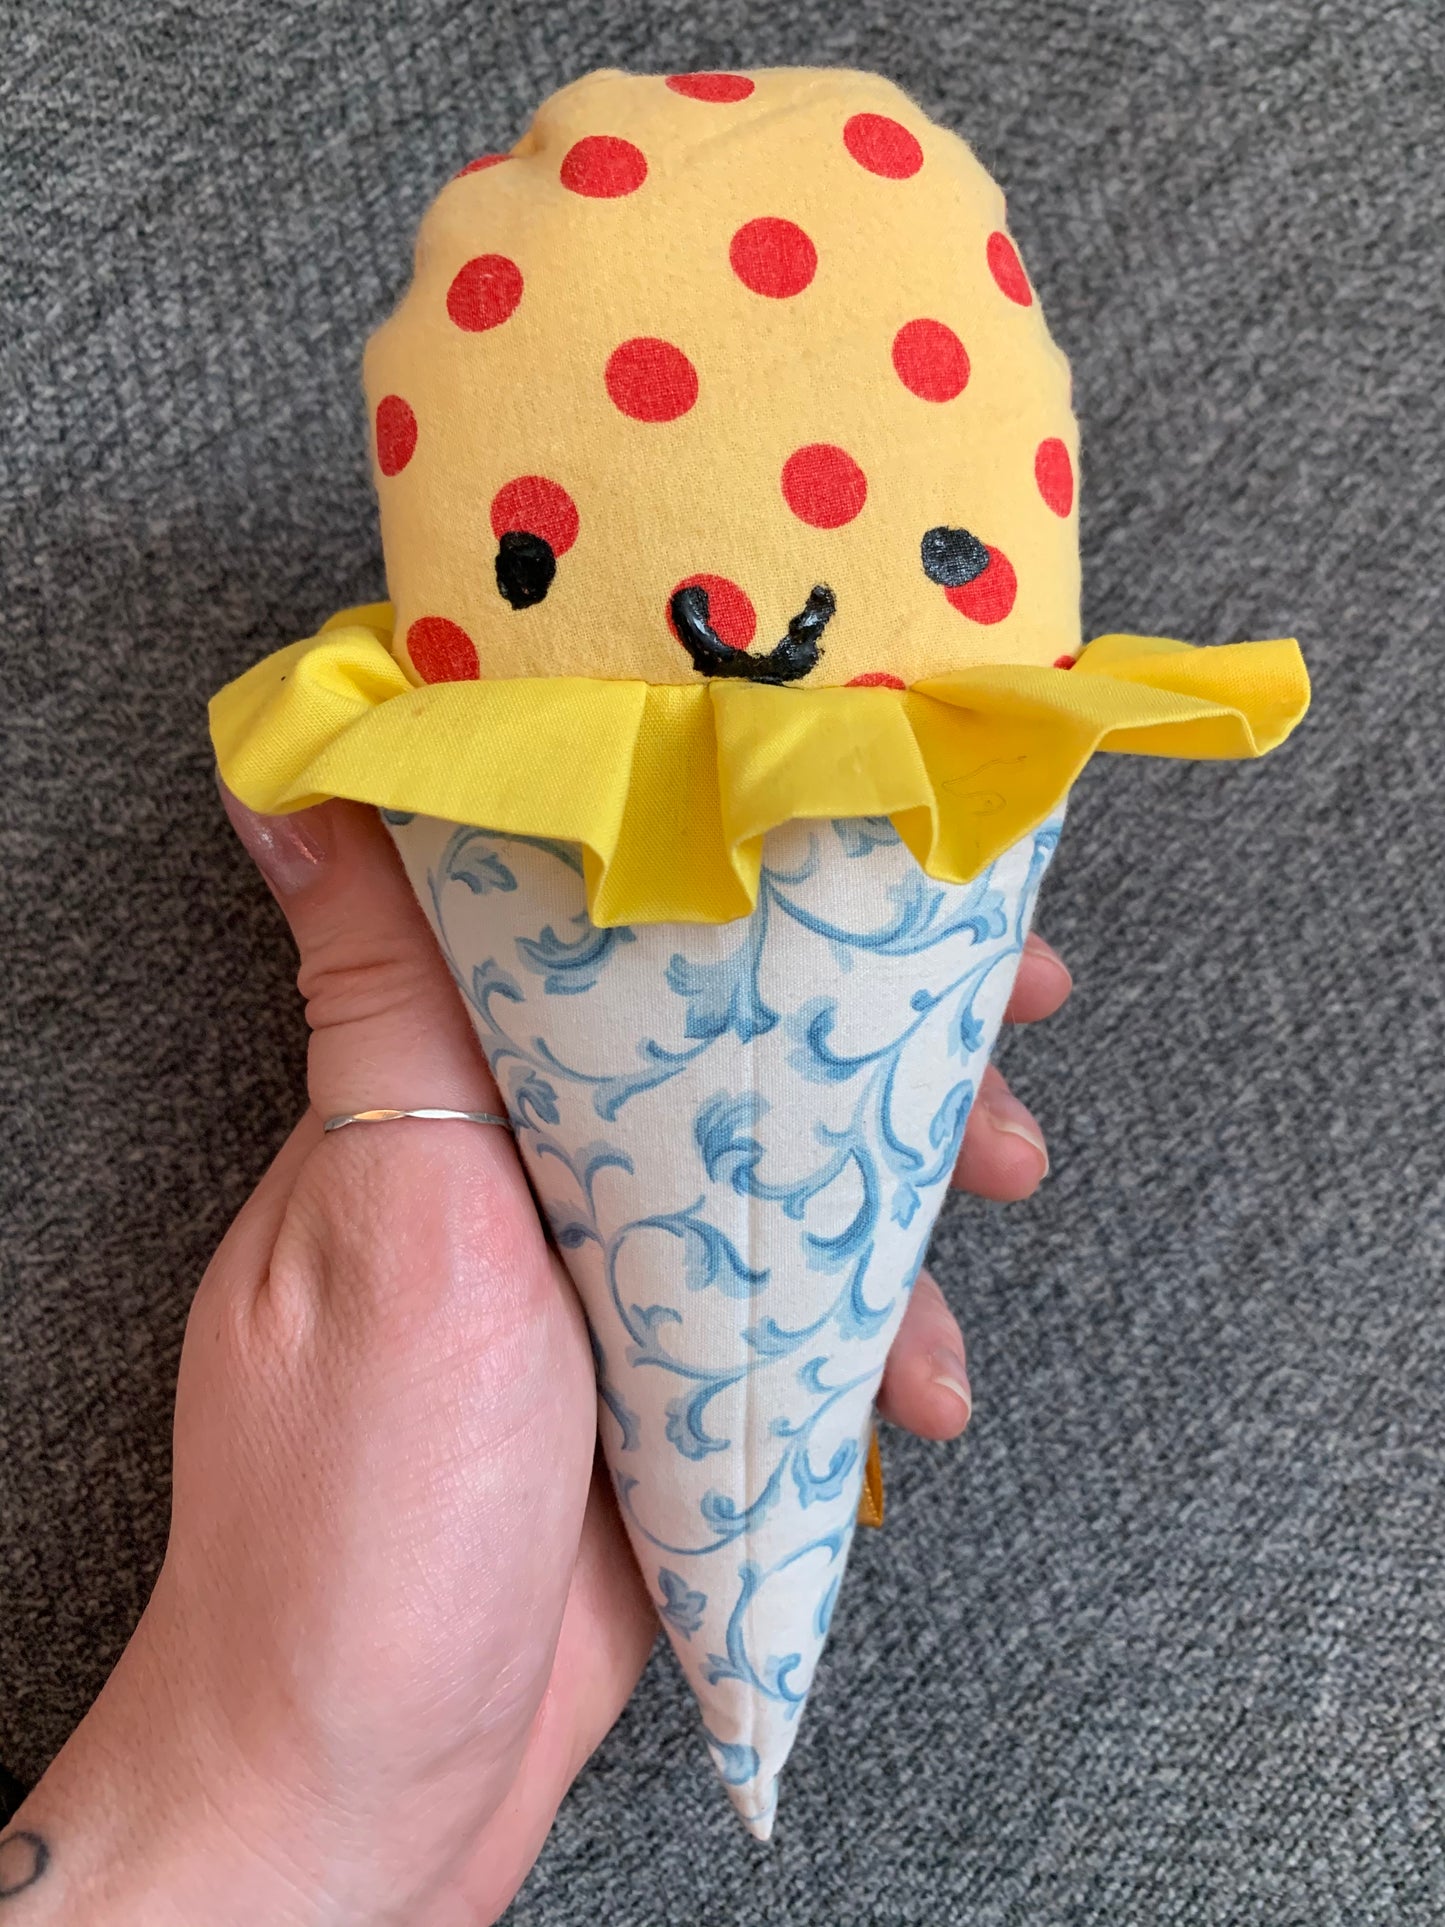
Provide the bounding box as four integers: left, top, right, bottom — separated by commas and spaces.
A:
666, 72, 755, 102
374, 395, 417, 476
446, 254, 523, 331
843, 112, 923, 179
987, 232, 1033, 306
560, 135, 648, 197
458, 154, 510, 176
489, 476, 580, 556
891, 319, 970, 402
729, 217, 817, 298
407, 617, 479, 683
667, 574, 758, 650
848, 672, 907, 689
781, 444, 868, 529
1035, 438, 1074, 516
1053, 654, 1077, 669
945, 548, 1017, 624
605, 337, 699, 422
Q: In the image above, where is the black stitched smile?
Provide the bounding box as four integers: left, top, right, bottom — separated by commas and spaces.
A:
671, 582, 834, 683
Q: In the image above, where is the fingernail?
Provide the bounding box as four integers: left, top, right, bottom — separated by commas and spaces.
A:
986, 1087, 1050, 1175
1024, 930, 1073, 990
219, 777, 329, 897
929, 1348, 973, 1424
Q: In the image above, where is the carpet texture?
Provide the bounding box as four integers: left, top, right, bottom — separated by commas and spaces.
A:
3, 3, 1441, 1920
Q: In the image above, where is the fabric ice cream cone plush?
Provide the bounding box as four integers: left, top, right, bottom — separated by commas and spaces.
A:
211, 66, 1309, 1836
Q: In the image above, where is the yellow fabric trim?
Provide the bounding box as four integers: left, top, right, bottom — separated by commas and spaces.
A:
210, 612, 1309, 926
857, 1431, 885, 1530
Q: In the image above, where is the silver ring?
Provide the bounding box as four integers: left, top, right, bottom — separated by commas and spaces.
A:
323, 1108, 512, 1133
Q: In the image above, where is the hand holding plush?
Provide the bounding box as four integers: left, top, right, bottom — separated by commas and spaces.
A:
213, 67, 1308, 1836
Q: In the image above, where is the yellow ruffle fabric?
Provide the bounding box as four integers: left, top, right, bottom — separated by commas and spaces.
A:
210, 605, 1309, 926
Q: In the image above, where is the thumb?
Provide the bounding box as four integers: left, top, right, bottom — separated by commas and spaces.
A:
220, 785, 503, 1127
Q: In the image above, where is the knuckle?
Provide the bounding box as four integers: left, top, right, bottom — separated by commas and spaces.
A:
187, 1242, 317, 1393
250, 1227, 326, 1360
296, 936, 437, 1036
912, 1268, 950, 1318
287, 1138, 556, 1354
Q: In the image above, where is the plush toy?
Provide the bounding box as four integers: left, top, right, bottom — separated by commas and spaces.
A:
211, 67, 1309, 1838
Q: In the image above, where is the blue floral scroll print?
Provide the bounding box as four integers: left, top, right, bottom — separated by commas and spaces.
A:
658, 1569, 708, 1639
390, 807, 1063, 1832
448, 843, 516, 896
517, 914, 636, 995
704, 1729, 762, 1789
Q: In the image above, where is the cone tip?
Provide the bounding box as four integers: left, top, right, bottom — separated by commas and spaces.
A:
726, 1776, 778, 1843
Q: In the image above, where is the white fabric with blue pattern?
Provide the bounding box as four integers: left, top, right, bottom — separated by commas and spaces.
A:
386, 809, 1063, 1837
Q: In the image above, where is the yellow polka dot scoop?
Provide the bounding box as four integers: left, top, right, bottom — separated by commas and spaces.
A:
211, 66, 1309, 924
369, 66, 1077, 687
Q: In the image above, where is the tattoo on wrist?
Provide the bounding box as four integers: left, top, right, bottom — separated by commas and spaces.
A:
0, 1833, 49, 1901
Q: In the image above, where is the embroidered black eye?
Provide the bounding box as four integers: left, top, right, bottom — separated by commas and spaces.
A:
921, 525, 989, 588
495, 531, 557, 609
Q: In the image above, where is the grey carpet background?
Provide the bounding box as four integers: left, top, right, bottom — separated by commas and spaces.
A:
3, 1, 1441, 1919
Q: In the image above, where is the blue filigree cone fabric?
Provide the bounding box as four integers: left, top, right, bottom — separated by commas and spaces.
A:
385, 809, 1063, 1836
